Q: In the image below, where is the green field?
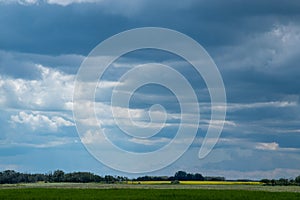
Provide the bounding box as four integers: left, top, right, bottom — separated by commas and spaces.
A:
1, 183, 300, 200
0, 188, 300, 200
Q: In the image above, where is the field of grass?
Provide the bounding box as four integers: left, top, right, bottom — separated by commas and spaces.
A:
1, 182, 300, 199
0, 188, 300, 200
129, 180, 262, 185
1, 182, 300, 193
180, 181, 262, 185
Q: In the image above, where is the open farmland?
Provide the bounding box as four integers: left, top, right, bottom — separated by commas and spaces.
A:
0, 187, 300, 200
1, 182, 300, 192
1, 182, 300, 200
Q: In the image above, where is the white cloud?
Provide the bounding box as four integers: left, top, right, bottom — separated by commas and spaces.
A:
0, 64, 74, 111
80, 129, 108, 145
21, 139, 73, 148
201, 119, 236, 128
74, 100, 167, 126
11, 111, 74, 131
45, 0, 146, 17
208, 101, 297, 113
19, 0, 38, 4
255, 142, 279, 151
0, 0, 38, 5
255, 142, 300, 152
129, 137, 170, 146
97, 81, 120, 89
46, 0, 100, 6
0, 0, 146, 17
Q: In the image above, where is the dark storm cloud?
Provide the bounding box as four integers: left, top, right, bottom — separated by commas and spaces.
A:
0, 3, 132, 55
1, 1, 300, 55
1, 0, 300, 178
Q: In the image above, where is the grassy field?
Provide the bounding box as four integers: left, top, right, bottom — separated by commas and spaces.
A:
1, 182, 300, 192
0, 188, 300, 200
129, 180, 262, 185
1, 182, 300, 200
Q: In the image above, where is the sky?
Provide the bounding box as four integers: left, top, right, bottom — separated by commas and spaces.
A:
0, 0, 300, 179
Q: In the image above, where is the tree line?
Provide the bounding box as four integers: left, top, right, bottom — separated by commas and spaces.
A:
0, 170, 223, 184
260, 177, 300, 186
0, 170, 128, 184
134, 171, 224, 182
1, 169, 300, 185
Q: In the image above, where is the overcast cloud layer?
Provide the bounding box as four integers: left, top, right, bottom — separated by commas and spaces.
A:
0, 0, 300, 179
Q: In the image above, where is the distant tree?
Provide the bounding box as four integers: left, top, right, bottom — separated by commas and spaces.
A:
136, 176, 168, 181
53, 170, 65, 182
271, 179, 276, 186
261, 179, 271, 185
115, 176, 128, 182
295, 175, 300, 185
205, 176, 225, 181
194, 173, 204, 181
46, 172, 53, 182
0, 170, 131, 184
172, 171, 204, 181
0, 170, 19, 184
186, 173, 192, 180
278, 178, 289, 186
289, 178, 295, 185
174, 171, 187, 180
104, 175, 115, 184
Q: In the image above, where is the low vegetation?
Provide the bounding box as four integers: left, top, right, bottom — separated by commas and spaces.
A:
0, 188, 300, 200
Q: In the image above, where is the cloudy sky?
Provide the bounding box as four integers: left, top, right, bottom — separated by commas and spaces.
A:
0, 0, 300, 179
